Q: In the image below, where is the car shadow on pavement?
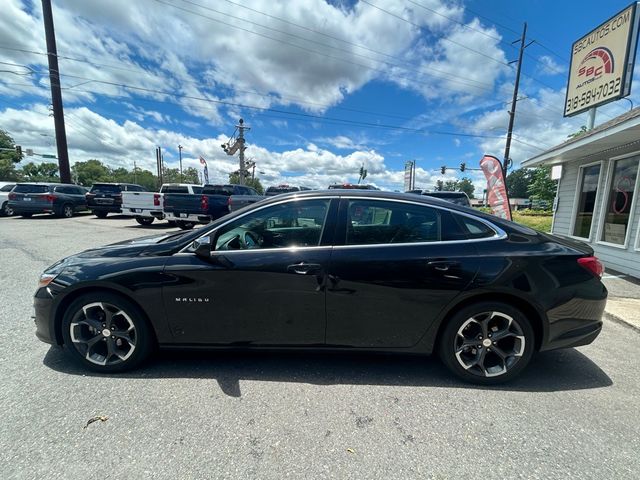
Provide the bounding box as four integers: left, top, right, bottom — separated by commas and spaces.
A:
42, 346, 612, 397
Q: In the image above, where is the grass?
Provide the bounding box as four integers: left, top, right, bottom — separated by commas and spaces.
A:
511, 211, 553, 232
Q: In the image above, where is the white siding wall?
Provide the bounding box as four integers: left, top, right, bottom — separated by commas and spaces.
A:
552, 154, 640, 278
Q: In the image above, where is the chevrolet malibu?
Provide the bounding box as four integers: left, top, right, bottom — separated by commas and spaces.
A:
34, 190, 607, 384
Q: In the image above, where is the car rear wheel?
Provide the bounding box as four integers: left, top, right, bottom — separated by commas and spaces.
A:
94, 211, 108, 219
61, 292, 154, 372
177, 221, 195, 230
439, 302, 534, 384
59, 203, 74, 218
135, 217, 154, 226
1, 201, 13, 216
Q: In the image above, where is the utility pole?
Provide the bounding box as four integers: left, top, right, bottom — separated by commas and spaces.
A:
237, 119, 249, 185
503, 23, 533, 179
178, 144, 183, 182
41, 0, 71, 183
133, 159, 137, 184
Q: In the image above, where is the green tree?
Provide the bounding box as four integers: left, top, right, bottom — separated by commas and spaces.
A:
457, 177, 475, 199
228, 173, 264, 194
0, 159, 21, 181
0, 130, 22, 165
182, 167, 200, 184
528, 166, 557, 202
72, 159, 112, 186
133, 168, 158, 191
506, 168, 534, 198
20, 162, 59, 182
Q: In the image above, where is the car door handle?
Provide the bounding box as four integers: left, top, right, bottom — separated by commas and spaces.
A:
426, 260, 459, 272
287, 263, 323, 275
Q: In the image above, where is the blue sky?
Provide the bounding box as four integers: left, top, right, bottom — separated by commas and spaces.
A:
0, 0, 638, 192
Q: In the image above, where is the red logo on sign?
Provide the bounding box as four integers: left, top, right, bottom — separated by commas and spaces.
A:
578, 47, 614, 78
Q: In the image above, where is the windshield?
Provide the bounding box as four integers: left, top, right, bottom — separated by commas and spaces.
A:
13, 184, 49, 193
90, 184, 121, 193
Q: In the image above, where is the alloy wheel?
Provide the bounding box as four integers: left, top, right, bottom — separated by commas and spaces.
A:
63, 205, 74, 218
2, 203, 13, 216
69, 302, 137, 366
454, 311, 526, 378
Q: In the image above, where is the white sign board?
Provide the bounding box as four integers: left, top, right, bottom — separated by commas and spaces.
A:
564, 3, 640, 117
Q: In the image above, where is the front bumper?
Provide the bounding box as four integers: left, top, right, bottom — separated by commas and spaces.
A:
33, 287, 58, 344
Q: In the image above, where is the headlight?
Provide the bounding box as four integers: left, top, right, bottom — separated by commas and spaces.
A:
38, 273, 58, 289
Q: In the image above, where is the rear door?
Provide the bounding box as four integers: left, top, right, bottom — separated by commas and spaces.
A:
325, 197, 487, 348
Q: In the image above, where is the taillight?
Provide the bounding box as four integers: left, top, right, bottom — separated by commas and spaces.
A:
200, 194, 209, 211
577, 256, 604, 278
153, 194, 161, 206
8, 193, 16, 200
44, 194, 56, 202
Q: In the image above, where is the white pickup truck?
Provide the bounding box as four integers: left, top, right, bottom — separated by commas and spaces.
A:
121, 183, 203, 226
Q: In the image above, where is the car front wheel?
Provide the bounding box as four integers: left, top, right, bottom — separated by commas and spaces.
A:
61, 292, 154, 372
439, 302, 534, 384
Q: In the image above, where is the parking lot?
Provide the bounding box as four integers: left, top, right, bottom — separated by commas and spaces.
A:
1, 213, 640, 479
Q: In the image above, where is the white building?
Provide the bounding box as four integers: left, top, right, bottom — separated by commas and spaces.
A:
523, 107, 640, 277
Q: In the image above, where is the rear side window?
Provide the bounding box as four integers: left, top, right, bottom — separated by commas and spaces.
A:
454, 215, 497, 239
203, 185, 233, 195
163, 186, 189, 194
54, 186, 71, 194
192, 186, 203, 194
14, 184, 49, 193
124, 185, 145, 192
0, 184, 15, 192
91, 184, 121, 194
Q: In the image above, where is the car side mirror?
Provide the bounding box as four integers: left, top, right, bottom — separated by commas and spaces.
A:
192, 235, 212, 258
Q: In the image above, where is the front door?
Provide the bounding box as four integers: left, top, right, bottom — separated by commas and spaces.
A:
162, 197, 337, 345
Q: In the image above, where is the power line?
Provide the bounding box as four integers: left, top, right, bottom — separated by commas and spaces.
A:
359, 0, 510, 66
154, 0, 497, 94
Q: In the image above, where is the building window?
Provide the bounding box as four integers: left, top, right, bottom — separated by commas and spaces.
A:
572, 164, 601, 238
600, 156, 639, 245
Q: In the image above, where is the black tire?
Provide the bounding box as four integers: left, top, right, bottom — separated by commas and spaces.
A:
61, 292, 155, 373
58, 203, 74, 218
167, 220, 177, 227
135, 217, 155, 226
177, 221, 195, 230
94, 211, 108, 219
438, 301, 535, 384
1, 201, 13, 217
20, 213, 33, 218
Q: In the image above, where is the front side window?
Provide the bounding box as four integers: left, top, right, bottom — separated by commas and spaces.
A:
214, 199, 330, 250
600, 156, 639, 245
572, 164, 601, 238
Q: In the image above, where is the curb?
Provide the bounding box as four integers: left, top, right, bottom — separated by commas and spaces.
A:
604, 311, 640, 334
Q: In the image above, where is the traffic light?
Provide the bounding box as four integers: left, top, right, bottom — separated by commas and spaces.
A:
440, 166, 446, 174
15, 145, 22, 158
460, 162, 466, 172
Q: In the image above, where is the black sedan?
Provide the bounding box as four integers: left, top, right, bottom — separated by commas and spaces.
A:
33, 190, 607, 383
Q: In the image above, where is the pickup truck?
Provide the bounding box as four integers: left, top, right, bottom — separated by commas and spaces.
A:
164, 184, 264, 229
121, 183, 203, 226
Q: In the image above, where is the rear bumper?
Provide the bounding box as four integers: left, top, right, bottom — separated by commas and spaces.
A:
10, 203, 54, 214
541, 295, 607, 351
121, 208, 164, 219
165, 212, 210, 223
89, 205, 121, 213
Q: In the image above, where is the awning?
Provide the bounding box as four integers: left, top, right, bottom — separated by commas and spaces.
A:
522, 107, 640, 167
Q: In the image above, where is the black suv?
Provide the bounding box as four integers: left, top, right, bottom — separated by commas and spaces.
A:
87, 183, 146, 218
8, 183, 88, 218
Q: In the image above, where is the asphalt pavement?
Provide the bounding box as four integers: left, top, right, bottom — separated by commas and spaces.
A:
1, 213, 639, 479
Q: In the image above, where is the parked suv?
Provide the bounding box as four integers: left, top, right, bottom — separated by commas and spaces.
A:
0, 181, 17, 216
8, 183, 88, 218
87, 183, 146, 218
